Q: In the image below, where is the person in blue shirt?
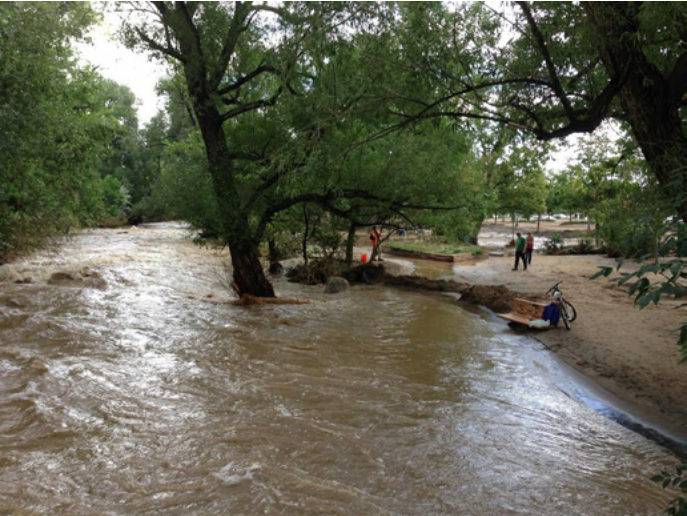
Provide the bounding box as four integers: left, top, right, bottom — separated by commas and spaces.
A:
542, 300, 560, 327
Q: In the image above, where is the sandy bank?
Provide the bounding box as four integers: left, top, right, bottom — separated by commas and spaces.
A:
429, 252, 687, 439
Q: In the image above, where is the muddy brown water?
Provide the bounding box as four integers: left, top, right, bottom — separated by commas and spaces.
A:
0, 223, 680, 514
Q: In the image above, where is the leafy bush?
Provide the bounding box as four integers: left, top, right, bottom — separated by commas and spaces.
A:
151, 139, 221, 235
650, 460, 687, 516
543, 234, 563, 254
100, 175, 130, 219
286, 256, 346, 285
558, 238, 605, 256
594, 184, 672, 258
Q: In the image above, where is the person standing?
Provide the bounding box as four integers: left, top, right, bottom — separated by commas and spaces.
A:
525, 232, 534, 266
370, 225, 384, 261
513, 232, 527, 270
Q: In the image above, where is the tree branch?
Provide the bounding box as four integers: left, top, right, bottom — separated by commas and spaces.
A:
516, 1, 576, 120
135, 27, 186, 62
210, 1, 253, 90
254, 186, 468, 243
220, 87, 283, 121
176, 2, 204, 58
217, 64, 278, 96
669, 52, 687, 102
245, 125, 326, 209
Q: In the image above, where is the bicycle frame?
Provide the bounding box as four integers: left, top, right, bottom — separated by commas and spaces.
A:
548, 281, 576, 329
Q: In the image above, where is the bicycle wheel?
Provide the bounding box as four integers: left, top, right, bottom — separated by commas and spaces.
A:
563, 300, 577, 322
561, 306, 571, 330
561, 312, 570, 330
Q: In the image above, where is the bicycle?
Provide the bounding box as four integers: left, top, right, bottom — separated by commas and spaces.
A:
547, 281, 577, 330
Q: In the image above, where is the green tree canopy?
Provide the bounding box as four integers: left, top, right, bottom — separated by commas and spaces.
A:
0, 3, 135, 258
120, 2, 489, 296
379, 2, 687, 220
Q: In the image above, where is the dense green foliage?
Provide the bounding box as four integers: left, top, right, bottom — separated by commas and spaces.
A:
0, 3, 140, 260
117, 2, 503, 295
3, 1, 684, 299
546, 135, 674, 256
390, 2, 686, 221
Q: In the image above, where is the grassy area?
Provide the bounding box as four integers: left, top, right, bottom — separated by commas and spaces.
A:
560, 220, 596, 226
387, 240, 484, 255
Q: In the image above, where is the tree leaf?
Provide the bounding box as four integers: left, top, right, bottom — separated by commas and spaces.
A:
590, 266, 612, 280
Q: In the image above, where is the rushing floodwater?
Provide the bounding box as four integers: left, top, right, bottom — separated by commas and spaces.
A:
0, 223, 680, 514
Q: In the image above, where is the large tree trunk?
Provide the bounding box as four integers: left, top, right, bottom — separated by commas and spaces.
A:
229, 240, 275, 298
585, 2, 687, 221
195, 97, 276, 297
301, 205, 309, 264
345, 221, 356, 266
143, 3, 275, 298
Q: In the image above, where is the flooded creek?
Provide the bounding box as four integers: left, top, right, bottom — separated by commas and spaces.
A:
0, 223, 679, 514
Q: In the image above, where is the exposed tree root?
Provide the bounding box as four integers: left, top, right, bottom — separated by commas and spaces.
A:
231, 294, 310, 306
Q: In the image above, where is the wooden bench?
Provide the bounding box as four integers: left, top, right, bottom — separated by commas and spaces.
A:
497, 298, 553, 330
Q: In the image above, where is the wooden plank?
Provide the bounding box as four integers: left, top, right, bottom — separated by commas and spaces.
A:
497, 312, 553, 330
512, 298, 546, 319
498, 297, 554, 330
496, 313, 531, 324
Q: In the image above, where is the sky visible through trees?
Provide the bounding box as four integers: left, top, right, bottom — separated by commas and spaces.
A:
79, 7, 586, 172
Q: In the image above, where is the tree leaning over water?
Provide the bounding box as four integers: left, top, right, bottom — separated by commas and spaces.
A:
121, 2, 381, 297
120, 2, 481, 297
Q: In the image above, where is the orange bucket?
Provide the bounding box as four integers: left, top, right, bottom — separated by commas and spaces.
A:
361, 254, 367, 263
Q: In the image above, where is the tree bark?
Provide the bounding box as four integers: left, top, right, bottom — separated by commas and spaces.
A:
301, 205, 309, 264
229, 241, 275, 298
141, 3, 276, 298
584, 2, 687, 220
194, 109, 275, 297
345, 220, 356, 266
